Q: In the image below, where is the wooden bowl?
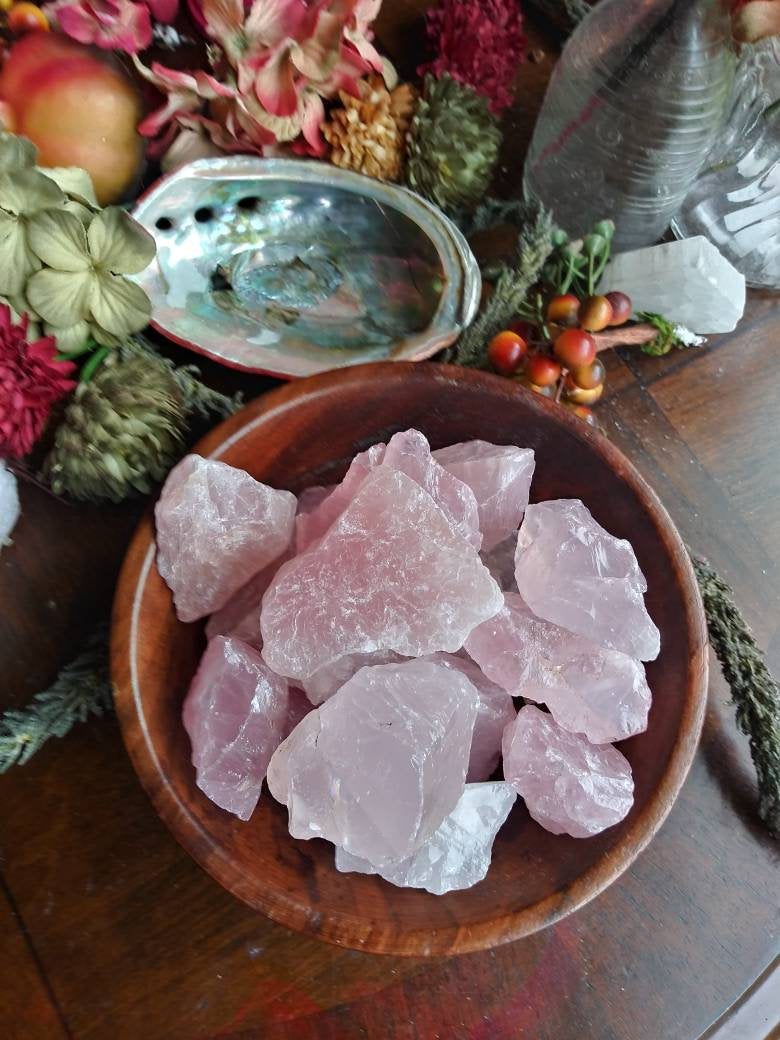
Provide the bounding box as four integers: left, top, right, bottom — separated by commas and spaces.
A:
112, 362, 708, 957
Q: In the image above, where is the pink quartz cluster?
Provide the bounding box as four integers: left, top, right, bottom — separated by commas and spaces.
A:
155, 431, 660, 893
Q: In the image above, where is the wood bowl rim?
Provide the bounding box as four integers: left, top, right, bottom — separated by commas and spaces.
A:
111, 361, 708, 956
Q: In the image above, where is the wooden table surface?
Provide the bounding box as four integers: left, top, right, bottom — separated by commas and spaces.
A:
1, 7, 779, 1039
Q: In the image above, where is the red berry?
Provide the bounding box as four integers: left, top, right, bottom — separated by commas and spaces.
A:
570, 358, 606, 390
487, 330, 527, 375
553, 328, 596, 369
525, 353, 561, 387
509, 319, 538, 342
7, 2, 49, 32
566, 403, 597, 426
546, 293, 580, 326
565, 382, 603, 405
579, 295, 613, 332
605, 291, 632, 326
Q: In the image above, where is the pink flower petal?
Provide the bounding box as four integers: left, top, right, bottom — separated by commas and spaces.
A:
253, 46, 300, 116
146, 0, 178, 20
244, 0, 305, 45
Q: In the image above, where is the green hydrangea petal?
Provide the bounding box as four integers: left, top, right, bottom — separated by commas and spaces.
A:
44, 319, 92, 354
39, 166, 98, 207
0, 168, 65, 216
27, 209, 91, 272
87, 208, 156, 275
89, 272, 151, 335
0, 212, 40, 296
26, 267, 93, 326
0, 133, 37, 173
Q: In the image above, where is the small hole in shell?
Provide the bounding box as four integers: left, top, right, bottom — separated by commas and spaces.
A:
237, 196, 259, 211
194, 206, 215, 223
155, 216, 174, 231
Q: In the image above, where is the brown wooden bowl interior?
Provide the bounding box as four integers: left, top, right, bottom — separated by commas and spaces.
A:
111, 362, 708, 957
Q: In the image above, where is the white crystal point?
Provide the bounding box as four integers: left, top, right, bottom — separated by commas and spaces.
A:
465, 593, 650, 743
503, 705, 634, 838
267, 659, 480, 866
334, 782, 516, 894
0, 461, 20, 550
261, 466, 503, 682
480, 533, 518, 592
296, 444, 385, 552
382, 430, 481, 549
599, 236, 746, 334
433, 440, 535, 551
514, 499, 660, 661
182, 636, 291, 821
301, 649, 407, 705
425, 653, 516, 781
156, 454, 296, 622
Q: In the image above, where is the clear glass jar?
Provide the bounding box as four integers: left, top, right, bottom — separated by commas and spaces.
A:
671, 39, 780, 289
524, 0, 736, 251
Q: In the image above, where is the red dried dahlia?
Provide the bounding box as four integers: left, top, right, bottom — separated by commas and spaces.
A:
0, 304, 76, 459
418, 0, 528, 115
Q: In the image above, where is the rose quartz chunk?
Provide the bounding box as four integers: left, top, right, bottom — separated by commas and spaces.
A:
156, 454, 296, 622
297, 484, 335, 515
205, 552, 291, 648
514, 499, 660, 661
434, 441, 535, 550
182, 636, 291, 821
480, 534, 518, 592
302, 649, 406, 705
266, 660, 479, 866
465, 592, 650, 743
425, 653, 516, 781
261, 467, 503, 681
381, 430, 481, 549
503, 705, 634, 837
296, 444, 385, 551
334, 781, 516, 894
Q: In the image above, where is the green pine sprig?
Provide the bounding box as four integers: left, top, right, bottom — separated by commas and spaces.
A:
453, 200, 554, 367
691, 554, 780, 837
0, 626, 112, 772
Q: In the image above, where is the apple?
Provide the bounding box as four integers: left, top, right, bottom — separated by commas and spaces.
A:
0, 35, 143, 204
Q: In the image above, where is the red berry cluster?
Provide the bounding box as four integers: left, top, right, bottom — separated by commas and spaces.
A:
487, 290, 632, 425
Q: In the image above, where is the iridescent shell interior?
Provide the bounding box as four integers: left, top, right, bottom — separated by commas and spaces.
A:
132, 158, 480, 376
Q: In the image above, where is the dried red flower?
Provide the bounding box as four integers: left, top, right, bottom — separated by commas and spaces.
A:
0, 305, 77, 460
418, 0, 527, 115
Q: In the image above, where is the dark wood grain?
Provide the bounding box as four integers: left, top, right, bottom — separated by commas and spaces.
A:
0, 3, 778, 1036
110, 363, 707, 957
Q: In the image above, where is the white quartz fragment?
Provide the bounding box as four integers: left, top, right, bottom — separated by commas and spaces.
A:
0, 461, 20, 549
334, 782, 516, 894
599, 236, 746, 333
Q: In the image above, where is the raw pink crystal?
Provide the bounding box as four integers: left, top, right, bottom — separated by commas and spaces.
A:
434, 441, 535, 550
334, 781, 516, 893
503, 705, 634, 837
514, 499, 660, 661
261, 467, 503, 681
156, 454, 296, 622
425, 653, 516, 781
182, 636, 291, 821
302, 649, 406, 705
295, 444, 385, 551
381, 430, 481, 549
480, 534, 518, 592
266, 660, 479, 865
205, 552, 291, 648
465, 592, 650, 743
295, 430, 481, 553
297, 484, 335, 515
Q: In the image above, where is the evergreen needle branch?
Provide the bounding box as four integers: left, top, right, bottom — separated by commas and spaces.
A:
454, 201, 554, 367
0, 626, 112, 772
691, 554, 780, 837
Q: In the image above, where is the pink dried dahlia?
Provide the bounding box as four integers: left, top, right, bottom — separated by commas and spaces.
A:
0, 305, 76, 460
418, 0, 527, 115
